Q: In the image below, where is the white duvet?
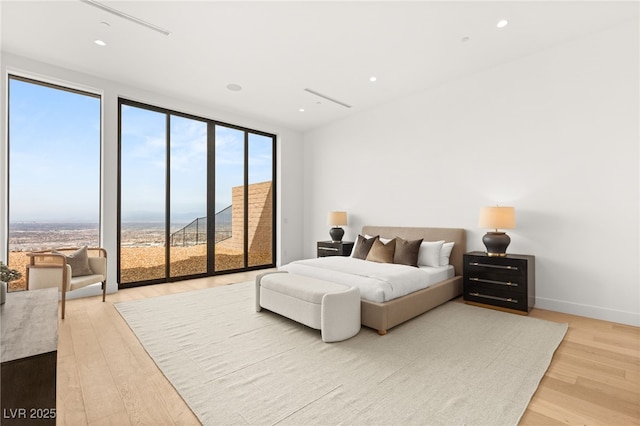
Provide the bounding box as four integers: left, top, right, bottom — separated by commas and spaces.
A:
280, 257, 454, 303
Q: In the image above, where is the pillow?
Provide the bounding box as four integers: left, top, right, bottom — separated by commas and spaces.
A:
393, 237, 423, 267
417, 240, 445, 267
352, 234, 379, 259
366, 238, 396, 263
54, 246, 94, 277
362, 234, 391, 244
440, 242, 455, 266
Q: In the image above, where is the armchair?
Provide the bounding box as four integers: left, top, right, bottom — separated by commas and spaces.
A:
26, 247, 107, 319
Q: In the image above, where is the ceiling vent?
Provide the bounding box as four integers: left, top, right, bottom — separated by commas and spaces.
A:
304, 88, 352, 109
80, 0, 172, 36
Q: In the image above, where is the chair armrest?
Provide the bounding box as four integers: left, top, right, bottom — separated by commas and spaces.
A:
88, 257, 107, 279
28, 265, 71, 292
27, 251, 67, 267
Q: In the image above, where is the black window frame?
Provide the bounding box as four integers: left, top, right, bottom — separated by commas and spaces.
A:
117, 98, 276, 288
6, 74, 103, 264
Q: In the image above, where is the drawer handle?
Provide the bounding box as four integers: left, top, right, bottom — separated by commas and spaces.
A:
469, 262, 518, 271
319, 247, 339, 251
469, 277, 518, 287
469, 292, 518, 304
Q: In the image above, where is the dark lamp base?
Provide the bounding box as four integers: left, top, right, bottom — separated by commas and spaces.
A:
329, 227, 344, 242
482, 232, 511, 257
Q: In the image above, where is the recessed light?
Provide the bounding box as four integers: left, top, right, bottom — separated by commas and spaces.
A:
226, 83, 242, 91
94, 39, 107, 46
299, 108, 305, 112
497, 19, 508, 29
369, 76, 377, 82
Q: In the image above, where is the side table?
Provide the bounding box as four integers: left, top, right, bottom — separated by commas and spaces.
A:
1, 288, 58, 425
317, 241, 354, 257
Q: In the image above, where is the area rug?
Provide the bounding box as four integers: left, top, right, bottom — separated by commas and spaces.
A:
115, 281, 567, 425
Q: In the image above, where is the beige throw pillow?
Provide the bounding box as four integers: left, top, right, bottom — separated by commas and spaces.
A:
54, 246, 94, 277
366, 238, 396, 263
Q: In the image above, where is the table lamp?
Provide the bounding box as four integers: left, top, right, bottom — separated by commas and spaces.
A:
328, 211, 347, 242
478, 206, 515, 257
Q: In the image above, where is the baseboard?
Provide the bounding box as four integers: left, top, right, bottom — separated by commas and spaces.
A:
535, 297, 639, 327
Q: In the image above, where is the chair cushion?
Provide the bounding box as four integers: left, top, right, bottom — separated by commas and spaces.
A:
54, 246, 94, 277
70, 274, 105, 291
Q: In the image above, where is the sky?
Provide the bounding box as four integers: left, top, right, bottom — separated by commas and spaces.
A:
9, 78, 101, 222
8, 77, 273, 226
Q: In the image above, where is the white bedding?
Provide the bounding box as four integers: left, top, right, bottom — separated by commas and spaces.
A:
280, 257, 454, 303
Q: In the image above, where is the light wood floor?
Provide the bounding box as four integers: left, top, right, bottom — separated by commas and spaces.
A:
55, 270, 640, 425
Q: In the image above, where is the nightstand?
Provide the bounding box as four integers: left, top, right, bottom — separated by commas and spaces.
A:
317, 241, 354, 257
463, 251, 535, 315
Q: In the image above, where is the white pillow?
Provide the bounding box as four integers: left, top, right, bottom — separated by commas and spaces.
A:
440, 242, 455, 266
418, 240, 444, 267
364, 234, 391, 243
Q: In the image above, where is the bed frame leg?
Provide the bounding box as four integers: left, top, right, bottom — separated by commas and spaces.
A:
377, 329, 387, 336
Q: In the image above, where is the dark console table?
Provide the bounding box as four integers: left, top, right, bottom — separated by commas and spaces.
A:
1, 288, 58, 425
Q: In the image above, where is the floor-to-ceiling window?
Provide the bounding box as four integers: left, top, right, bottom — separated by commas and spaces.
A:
247, 133, 274, 267
6, 75, 101, 291
169, 115, 208, 278
119, 104, 167, 283
214, 125, 245, 272
118, 99, 275, 287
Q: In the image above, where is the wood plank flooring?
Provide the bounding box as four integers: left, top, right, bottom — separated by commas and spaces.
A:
54, 270, 640, 425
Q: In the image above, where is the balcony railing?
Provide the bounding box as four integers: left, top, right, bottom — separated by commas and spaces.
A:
169, 205, 232, 247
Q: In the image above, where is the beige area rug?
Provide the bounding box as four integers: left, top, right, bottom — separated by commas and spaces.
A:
115, 281, 567, 426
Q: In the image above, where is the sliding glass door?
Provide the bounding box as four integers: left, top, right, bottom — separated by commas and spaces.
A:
214, 125, 245, 272
169, 116, 208, 278
248, 133, 274, 267
119, 105, 166, 283
118, 99, 275, 287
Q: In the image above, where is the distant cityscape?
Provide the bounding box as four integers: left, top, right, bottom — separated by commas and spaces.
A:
8, 222, 182, 251
7, 217, 236, 251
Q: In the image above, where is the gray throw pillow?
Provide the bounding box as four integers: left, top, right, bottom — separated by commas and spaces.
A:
352, 234, 379, 259
394, 237, 423, 267
54, 246, 94, 277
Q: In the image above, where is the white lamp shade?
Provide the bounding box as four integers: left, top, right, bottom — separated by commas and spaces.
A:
478, 206, 515, 230
328, 211, 348, 226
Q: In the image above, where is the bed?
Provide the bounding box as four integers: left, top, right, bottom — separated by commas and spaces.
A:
281, 226, 466, 335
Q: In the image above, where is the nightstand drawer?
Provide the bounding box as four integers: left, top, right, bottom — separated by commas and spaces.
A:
464, 286, 528, 312
463, 275, 525, 294
317, 241, 354, 257
465, 258, 526, 280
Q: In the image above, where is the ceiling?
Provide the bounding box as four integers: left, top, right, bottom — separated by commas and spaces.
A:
1, 1, 637, 132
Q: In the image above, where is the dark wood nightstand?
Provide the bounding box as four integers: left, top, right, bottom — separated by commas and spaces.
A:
463, 251, 535, 315
317, 241, 354, 257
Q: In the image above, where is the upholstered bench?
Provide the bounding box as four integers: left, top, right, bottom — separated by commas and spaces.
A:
255, 271, 361, 342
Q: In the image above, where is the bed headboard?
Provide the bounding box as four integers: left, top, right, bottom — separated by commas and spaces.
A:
361, 226, 467, 276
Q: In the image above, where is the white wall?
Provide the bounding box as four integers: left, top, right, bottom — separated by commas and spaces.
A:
0, 52, 305, 298
303, 22, 639, 326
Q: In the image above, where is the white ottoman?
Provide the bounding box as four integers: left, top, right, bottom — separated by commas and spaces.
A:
256, 271, 361, 342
